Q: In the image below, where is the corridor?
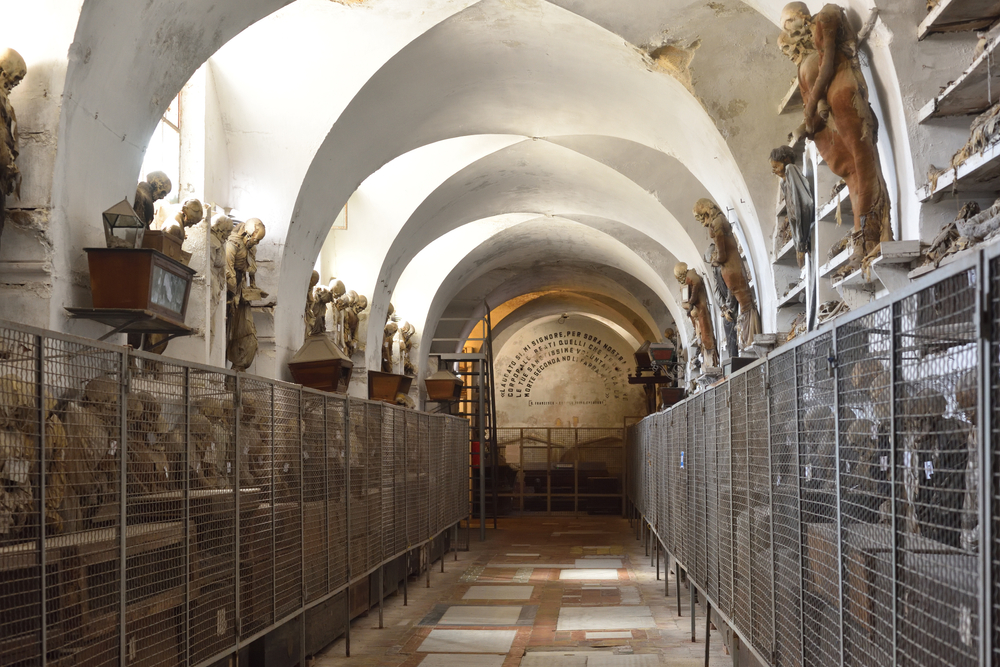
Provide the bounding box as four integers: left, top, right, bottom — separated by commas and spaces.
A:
314, 516, 730, 666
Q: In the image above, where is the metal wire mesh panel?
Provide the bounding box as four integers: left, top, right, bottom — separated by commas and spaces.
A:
893, 267, 979, 667
392, 408, 407, 557
671, 408, 687, 567
797, 332, 841, 667
238, 378, 272, 638
575, 429, 624, 516
40, 335, 126, 667
717, 381, 734, 619
730, 371, 751, 639
125, 353, 189, 667
660, 419, 674, 550
705, 388, 720, 605
405, 411, 419, 547
747, 364, 774, 657
189, 368, 238, 663
992, 253, 1000, 667
365, 403, 383, 572
836, 307, 893, 667
272, 385, 302, 619
0, 327, 45, 667
302, 390, 328, 603
693, 395, 707, 587
348, 398, 367, 580
418, 413, 430, 543
768, 350, 802, 667
326, 396, 348, 591
430, 416, 444, 534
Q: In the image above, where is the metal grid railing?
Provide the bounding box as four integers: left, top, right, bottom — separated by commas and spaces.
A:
627, 252, 994, 667
492, 428, 626, 515
0, 319, 468, 667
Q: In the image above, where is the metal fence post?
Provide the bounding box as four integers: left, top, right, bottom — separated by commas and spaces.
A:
183, 367, 191, 666
890, 303, 900, 667
234, 375, 242, 660
977, 252, 991, 666
118, 349, 128, 667
299, 387, 307, 664
345, 399, 351, 657
34, 335, 47, 667
832, 329, 845, 665
793, 347, 807, 667
765, 361, 777, 664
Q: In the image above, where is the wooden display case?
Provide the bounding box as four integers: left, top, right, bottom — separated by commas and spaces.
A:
84, 248, 196, 326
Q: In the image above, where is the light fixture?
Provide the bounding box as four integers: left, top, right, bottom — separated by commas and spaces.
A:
102, 198, 146, 249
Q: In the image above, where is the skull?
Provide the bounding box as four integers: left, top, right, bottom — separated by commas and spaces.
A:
243, 218, 266, 247
210, 213, 234, 242
146, 171, 172, 202
673, 262, 689, 284
779, 3, 813, 53
328, 278, 346, 299
353, 294, 368, 313
780, 3, 811, 36
308, 270, 320, 290
179, 198, 204, 227
693, 198, 721, 227
0, 48, 26, 94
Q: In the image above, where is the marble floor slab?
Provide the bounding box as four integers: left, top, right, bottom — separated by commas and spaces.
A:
585, 631, 633, 639
419, 655, 507, 666
438, 605, 523, 626
559, 569, 621, 581
463, 585, 534, 600
556, 606, 656, 631
574, 558, 622, 569
417, 629, 517, 653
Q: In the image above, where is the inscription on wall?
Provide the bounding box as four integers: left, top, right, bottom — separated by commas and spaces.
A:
499, 329, 628, 402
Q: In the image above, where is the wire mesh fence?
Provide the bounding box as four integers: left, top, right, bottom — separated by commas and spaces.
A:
0, 320, 468, 667
492, 428, 626, 515
628, 253, 994, 667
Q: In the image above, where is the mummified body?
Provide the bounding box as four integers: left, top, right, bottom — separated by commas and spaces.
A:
673, 263, 719, 368
780, 3, 891, 269
694, 199, 761, 350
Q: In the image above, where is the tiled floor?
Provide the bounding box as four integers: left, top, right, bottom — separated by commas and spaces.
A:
311, 516, 729, 666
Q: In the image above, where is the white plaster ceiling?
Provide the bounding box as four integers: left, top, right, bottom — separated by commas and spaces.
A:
32, 0, 929, 381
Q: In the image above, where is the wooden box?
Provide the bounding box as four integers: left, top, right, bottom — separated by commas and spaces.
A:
367, 371, 412, 403
85, 248, 195, 325
140, 230, 184, 263
288, 335, 353, 394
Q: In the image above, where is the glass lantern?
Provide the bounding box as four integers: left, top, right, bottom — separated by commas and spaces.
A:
102, 198, 146, 249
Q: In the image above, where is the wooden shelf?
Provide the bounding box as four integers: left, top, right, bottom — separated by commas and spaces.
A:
918, 0, 1000, 40
778, 77, 803, 114
917, 139, 1000, 201
777, 280, 807, 310
774, 239, 797, 266
832, 268, 877, 290
820, 248, 852, 279
818, 187, 852, 223
918, 34, 1000, 122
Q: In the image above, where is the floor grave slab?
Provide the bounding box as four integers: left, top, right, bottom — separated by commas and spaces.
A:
490, 562, 576, 568
463, 585, 534, 600
420, 604, 536, 626
556, 606, 655, 631
506, 552, 540, 557
521, 651, 660, 666
559, 569, 621, 581
575, 558, 622, 569
585, 632, 634, 639
417, 629, 517, 653
419, 655, 507, 667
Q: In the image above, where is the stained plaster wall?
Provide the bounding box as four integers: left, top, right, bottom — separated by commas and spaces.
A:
0, 1, 82, 328
494, 314, 645, 428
